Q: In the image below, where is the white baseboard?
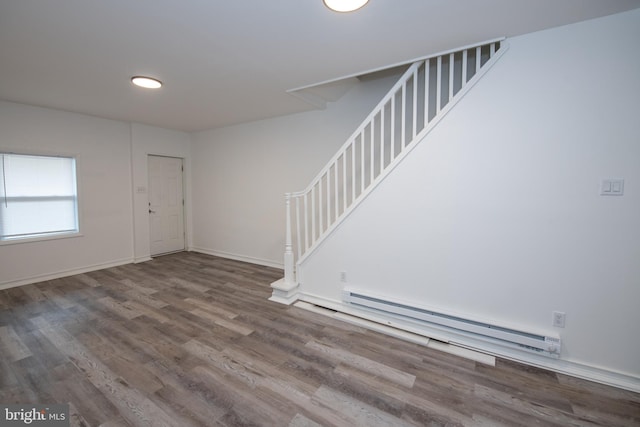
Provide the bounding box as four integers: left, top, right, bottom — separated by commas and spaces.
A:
296, 292, 640, 394
0, 257, 134, 291
190, 247, 284, 269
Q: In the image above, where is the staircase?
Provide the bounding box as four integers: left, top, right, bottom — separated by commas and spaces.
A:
271, 39, 508, 304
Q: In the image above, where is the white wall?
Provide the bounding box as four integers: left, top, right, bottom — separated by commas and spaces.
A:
0, 102, 191, 287
0, 101, 134, 287
191, 74, 400, 267
299, 10, 640, 388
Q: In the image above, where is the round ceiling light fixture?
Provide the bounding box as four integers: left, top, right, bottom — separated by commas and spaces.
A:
131, 76, 163, 89
323, 0, 369, 12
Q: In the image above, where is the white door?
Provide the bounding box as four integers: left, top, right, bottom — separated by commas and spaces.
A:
148, 155, 185, 256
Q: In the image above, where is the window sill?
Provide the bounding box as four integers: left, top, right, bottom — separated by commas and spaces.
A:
0, 232, 83, 246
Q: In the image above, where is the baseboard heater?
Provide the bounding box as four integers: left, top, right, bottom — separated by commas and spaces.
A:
343, 288, 561, 357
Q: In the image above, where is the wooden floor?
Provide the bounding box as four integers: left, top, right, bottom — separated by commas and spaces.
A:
0, 252, 638, 427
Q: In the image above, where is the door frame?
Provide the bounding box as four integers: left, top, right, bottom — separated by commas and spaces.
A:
147, 154, 187, 257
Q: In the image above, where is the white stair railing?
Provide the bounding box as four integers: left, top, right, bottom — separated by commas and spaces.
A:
280, 39, 507, 286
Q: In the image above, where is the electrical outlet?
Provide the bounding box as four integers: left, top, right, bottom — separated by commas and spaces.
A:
552, 311, 566, 328
340, 271, 347, 282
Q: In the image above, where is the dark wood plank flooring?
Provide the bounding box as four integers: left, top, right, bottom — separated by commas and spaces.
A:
0, 252, 638, 426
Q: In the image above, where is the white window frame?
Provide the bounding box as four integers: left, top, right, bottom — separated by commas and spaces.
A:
0, 150, 82, 245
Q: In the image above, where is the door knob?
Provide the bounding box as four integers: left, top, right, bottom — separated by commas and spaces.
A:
149, 209, 156, 214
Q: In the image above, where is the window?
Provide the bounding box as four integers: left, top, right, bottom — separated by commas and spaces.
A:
0, 152, 79, 242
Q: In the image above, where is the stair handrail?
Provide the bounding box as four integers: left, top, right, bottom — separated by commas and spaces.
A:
290, 60, 422, 198
290, 37, 504, 197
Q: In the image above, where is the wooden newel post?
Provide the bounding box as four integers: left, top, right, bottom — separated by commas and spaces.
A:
284, 193, 295, 285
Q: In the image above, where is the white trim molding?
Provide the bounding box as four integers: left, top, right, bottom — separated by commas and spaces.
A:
0, 257, 134, 291
190, 247, 284, 270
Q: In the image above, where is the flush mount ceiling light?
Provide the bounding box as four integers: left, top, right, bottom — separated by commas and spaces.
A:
131, 76, 162, 89
323, 0, 369, 12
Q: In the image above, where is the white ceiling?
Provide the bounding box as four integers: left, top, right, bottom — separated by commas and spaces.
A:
1, 0, 639, 132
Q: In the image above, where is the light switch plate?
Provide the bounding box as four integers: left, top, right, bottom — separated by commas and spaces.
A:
600, 179, 624, 196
